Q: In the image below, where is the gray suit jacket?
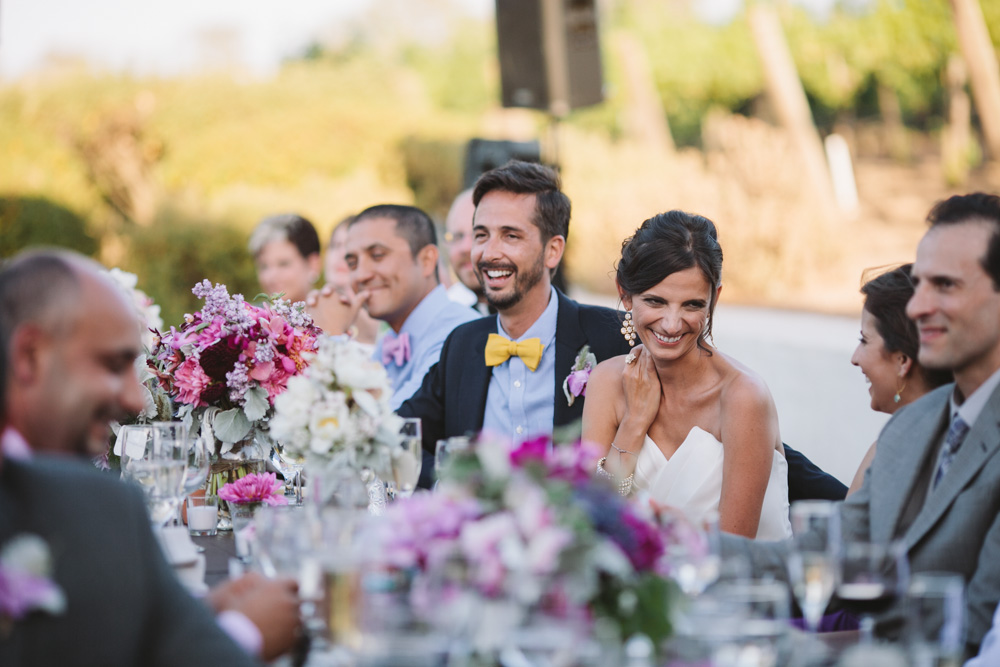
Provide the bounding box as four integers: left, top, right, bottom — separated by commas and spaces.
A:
0, 457, 257, 667
723, 382, 1000, 651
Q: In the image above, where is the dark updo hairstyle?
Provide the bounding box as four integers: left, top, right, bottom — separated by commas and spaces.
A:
617, 210, 723, 354
860, 265, 951, 389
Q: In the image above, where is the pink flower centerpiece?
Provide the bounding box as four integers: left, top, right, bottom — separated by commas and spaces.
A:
371, 435, 684, 652
150, 280, 322, 457
218, 472, 289, 508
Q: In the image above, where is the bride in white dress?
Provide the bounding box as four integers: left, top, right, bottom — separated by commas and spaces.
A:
582, 211, 791, 541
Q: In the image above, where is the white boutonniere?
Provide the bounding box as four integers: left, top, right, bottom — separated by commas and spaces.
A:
563, 345, 598, 407
0, 534, 66, 632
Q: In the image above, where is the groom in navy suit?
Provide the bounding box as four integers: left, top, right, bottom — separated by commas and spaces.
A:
399, 161, 629, 476
399, 161, 846, 497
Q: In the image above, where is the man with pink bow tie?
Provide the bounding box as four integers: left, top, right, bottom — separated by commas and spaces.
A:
342, 204, 479, 410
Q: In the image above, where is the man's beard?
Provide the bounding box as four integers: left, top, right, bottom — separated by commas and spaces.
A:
478, 252, 546, 311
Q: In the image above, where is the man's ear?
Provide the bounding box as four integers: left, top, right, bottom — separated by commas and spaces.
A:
9, 324, 50, 386
418, 244, 439, 278
544, 235, 565, 270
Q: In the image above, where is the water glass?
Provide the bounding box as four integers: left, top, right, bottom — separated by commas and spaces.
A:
906, 572, 965, 667
186, 494, 218, 536
434, 436, 470, 480
116, 424, 153, 477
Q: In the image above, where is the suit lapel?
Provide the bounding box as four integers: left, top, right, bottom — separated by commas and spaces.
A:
872, 396, 949, 543
552, 292, 588, 427
904, 383, 1000, 549
464, 319, 497, 433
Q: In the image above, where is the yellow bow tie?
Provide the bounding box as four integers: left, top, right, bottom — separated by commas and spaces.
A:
484, 333, 544, 372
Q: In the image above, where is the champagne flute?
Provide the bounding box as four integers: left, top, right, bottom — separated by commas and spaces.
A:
787, 500, 841, 634
836, 540, 909, 642
392, 418, 423, 498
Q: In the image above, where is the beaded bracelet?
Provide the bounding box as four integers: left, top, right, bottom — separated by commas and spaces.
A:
596, 457, 634, 497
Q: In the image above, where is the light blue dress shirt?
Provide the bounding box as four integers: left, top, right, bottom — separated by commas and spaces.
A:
375, 284, 479, 410
481, 286, 558, 445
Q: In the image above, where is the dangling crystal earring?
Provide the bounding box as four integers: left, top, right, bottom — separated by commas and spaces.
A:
621, 311, 637, 347
894, 378, 907, 404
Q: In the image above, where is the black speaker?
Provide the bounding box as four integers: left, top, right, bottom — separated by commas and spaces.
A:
462, 138, 542, 189
495, 0, 604, 114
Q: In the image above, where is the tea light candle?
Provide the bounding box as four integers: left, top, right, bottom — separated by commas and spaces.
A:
188, 505, 217, 531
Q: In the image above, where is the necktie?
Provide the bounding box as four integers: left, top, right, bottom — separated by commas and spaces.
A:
933, 414, 970, 490
484, 333, 544, 372
381, 331, 411, 367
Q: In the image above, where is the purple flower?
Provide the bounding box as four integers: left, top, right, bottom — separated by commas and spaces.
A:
0, 535, 66, 622
566, 369, 590, 398
619, 510, 665, 571
218, 472, 288, 506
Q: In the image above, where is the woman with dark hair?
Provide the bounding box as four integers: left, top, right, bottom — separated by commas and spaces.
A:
249, 213, 321, 304
847, 264, 951, 495
583, 211, 792, 540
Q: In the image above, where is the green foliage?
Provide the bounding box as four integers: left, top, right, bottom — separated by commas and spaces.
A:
121, 210, 259, 328
0, 195, 99, 257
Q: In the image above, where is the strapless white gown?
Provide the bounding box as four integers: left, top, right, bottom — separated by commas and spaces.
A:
632, 426, 792, 541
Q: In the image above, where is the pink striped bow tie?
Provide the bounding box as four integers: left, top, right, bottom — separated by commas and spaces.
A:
382, 331, 411, 367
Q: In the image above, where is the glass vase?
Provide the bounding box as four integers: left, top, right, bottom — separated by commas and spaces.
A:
203, 425, 266, 530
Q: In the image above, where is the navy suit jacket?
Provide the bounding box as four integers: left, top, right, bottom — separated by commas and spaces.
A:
398, 290, 629, 464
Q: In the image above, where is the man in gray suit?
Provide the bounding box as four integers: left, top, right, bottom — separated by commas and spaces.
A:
724, 193, 1000, 655
0, 249, 298, 665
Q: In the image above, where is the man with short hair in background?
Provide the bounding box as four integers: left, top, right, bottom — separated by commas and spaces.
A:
343, 204, 478, 410
443, 188, 489, 315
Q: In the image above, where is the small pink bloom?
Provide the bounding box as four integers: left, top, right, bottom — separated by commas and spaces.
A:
218, 472, 288, 506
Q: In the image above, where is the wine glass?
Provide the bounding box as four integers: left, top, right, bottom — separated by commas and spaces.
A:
836, 540, 909, 642
182, 434, 210, 497
787, 501, 841, 634
906, 572, 965, 666
392, 418, 423, 499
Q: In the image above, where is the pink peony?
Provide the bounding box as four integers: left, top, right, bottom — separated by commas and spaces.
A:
218, 472, 288, 506
172, 357, 212, 406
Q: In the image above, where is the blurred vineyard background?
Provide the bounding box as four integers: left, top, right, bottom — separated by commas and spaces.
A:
3, 0, 1000, 327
